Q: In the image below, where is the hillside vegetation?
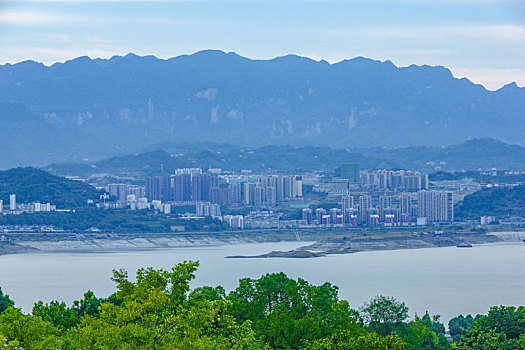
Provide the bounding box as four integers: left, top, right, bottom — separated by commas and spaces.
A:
0, 167, 102, 208
455, 185, 525, 219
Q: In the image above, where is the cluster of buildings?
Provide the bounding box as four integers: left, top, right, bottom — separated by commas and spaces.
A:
301, 190, 454, 228
0, 194, 57, 215
99, 164, 455, 230
361, 170, 429, 192
331, 165, 429, 194
229, 174, 303, 206
134, 168, 303, 208
108, 184, 146, 202
196, 202, 221, 217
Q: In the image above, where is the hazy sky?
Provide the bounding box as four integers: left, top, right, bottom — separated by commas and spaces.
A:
1, 0, 524, 90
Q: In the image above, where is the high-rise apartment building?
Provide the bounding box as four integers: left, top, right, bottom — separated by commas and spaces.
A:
210, 187, 232, 206
341, 163, 360, 184
173, 174, 192, 201
302, 208, 313, 224
108, 184, 127, 202
127, 185, 146, 200
145, 176, 164, 201
196, 202, 221, 217
230, 182, 244, 204
417, 191, 454, 223
9, 194, 16, 211
341, 195, 354, 213
399, 195, 412, 214
358, 195, 372, 224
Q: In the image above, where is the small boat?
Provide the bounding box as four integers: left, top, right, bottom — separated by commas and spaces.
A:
456, 243, 473, 248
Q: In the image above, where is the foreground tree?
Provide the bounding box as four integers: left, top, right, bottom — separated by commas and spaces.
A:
0, 287, 14, 313
403, 313, 449, 350
306, 330, 406, 350
456, 306, 525, 350
0, 307, 60, 349
72, 290, 103, 318
61, 260, 262, 349
227, 272, 361, 349
360, 295, 409, 336
448, 314, 479, 342
32, 300, 80, 332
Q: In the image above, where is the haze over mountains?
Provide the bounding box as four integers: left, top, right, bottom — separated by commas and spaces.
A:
46, 138, 525, 177
1, 50, 524, 168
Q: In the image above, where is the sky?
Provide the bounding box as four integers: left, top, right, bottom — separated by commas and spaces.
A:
0, 0, 524, 90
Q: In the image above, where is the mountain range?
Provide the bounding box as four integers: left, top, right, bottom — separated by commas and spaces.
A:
1, 50, 524, 168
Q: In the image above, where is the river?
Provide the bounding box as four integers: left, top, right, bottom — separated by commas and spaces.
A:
1, 241, 524, 323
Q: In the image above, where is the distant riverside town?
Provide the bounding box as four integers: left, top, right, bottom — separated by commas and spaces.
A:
1, 162, 510, 233
8, 162, 470, 230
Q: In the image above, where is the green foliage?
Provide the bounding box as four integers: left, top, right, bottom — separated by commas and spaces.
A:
59, 261, 262, 349
454, 327, 521, 349
0, 287, 14, 313
227, 272, 361, 349
306, 331, 406, 350
429, 170, 525, 184
360, 295, 409, 336
448, 314, 479, 342
477, 306, 525, 340
455, 185, 525, 219
429, 171, 480, 181
0, 307, 60, 349
72, 290, 103, 318
456, 306, 525, 349
0, 207, 228, 232
1, 263, 524, 349
403, 313, 448, 350
32, 300, 80, 332
0, 167, 102, 208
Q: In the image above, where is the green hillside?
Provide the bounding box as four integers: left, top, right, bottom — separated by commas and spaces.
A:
455, 185, 525, 219
0, 167, 102, 208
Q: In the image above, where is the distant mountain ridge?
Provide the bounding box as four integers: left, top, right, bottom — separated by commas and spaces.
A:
45, 138, 525, 177
1, 50, 525, 168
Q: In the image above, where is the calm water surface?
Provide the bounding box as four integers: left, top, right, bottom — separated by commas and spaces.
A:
1, 241, 524, 322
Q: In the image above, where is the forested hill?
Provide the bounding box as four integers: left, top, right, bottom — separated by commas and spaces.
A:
46, 138, 525, 178
455, 185, 525, 220
0, 167, 102, 208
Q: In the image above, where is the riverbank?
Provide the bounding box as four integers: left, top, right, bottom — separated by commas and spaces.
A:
0, 230, 300, 255
2, 229, 522, 257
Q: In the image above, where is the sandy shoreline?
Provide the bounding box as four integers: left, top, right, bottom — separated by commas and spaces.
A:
1, 230, 524, 257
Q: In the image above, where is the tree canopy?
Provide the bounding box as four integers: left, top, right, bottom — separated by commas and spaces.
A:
0, 262, 524, 349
